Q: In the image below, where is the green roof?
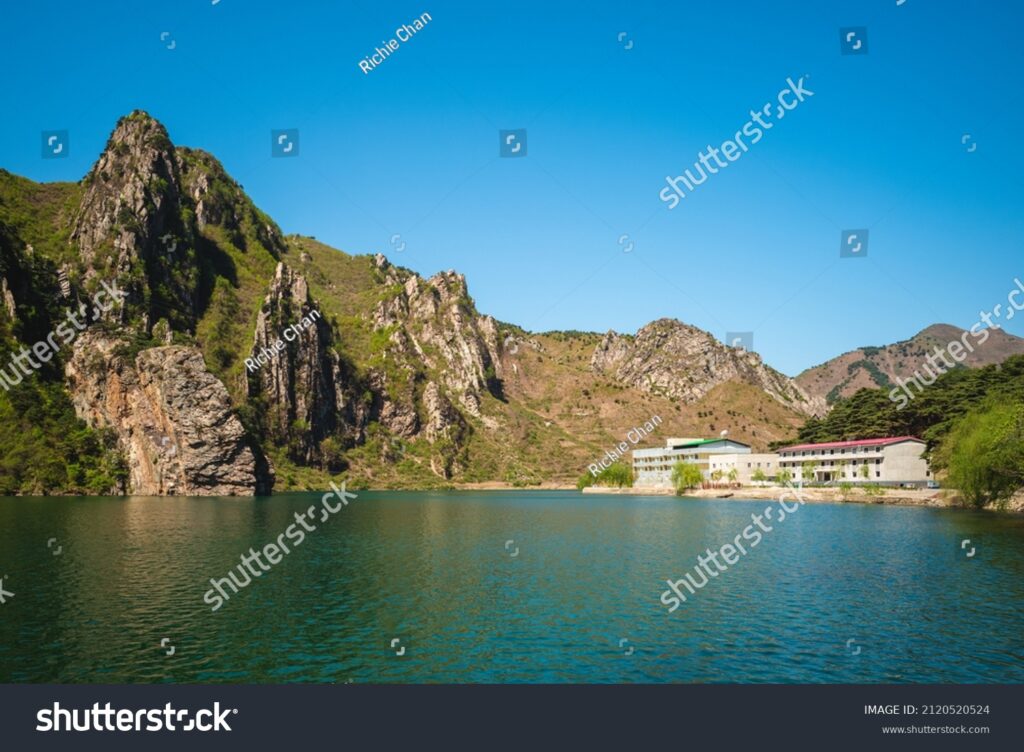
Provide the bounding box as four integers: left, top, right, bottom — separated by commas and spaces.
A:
669, 438, 747, 449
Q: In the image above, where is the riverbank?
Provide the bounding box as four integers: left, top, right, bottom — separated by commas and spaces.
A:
582, 484, 1024, 512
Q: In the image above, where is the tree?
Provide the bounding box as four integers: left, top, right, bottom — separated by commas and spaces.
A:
727, 468, 739, 484
577, 461, 634, 491
710, 469, 724, 483
859, 462, 870, 480
671, 461, 704, 494
751, 468, 767, 485
937, 400, 1024, 507
777, 468, 793, 486
801, 460, 817, 484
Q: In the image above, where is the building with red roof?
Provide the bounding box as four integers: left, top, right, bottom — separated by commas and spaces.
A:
777, 436, 932, 487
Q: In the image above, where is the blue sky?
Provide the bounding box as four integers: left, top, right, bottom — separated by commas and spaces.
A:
1, 0, 1022, 375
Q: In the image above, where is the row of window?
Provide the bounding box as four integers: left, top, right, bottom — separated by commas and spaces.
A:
780, 446, 882, 458
781, 459, 882, 467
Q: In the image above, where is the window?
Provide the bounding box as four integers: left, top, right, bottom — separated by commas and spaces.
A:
876, 471, 881, 478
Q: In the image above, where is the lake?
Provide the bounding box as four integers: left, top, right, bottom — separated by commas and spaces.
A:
1, 490, 1023, 683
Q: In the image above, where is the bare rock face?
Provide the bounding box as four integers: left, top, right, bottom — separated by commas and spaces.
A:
371, 256, 500, 418
421, 381, 469, 478
247, 263, 368, 465
71, 111, 195, 328
368, 367, 420, 438
65, 331, 272, 495
592, 318, 826, 417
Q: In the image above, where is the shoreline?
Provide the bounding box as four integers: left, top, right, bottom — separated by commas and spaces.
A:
6, 484, 1023, 513
581, 484, 1024, 513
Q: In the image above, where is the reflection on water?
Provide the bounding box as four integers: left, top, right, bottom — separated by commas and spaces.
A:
1, 491, 1023, 683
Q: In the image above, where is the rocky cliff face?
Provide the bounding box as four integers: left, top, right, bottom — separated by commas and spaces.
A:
57, 111, 278, 494
247, 262, 368, 466
65, 331, 272, 495
365, 254, 500, 476
371, 254, 502, 415
592, 319, 826, 417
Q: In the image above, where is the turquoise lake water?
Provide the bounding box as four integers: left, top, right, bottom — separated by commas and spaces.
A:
1, 490, 1022, 683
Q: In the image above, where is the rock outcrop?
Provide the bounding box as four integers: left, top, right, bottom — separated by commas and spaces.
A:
371, 254, 501, 419
71, 112, 196, 328
592, 319, 826, 417
65, 331, 272, 495
247, 262, 368, 465
366, 254, 504, 463
69, 111, 285, 335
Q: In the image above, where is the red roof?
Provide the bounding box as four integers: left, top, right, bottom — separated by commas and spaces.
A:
777, 436, 923, 453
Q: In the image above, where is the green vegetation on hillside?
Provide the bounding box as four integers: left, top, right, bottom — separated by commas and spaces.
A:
789, 355, 1024, 449
0, 380, 127, 495
788, 354, 1024, 504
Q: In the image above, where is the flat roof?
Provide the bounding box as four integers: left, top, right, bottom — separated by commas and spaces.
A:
669, 438, 750, 448
777, 436, 924, 453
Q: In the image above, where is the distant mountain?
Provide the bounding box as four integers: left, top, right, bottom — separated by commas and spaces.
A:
795, 324, 1024, 405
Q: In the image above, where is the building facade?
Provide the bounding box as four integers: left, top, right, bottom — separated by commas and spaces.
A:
775, 436, 931, 486
707, 453, 780, 484
633, 438, 752, 488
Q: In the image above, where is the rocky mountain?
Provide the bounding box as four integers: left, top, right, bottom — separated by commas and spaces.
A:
2, 110, 1000, 495
796, 323, 1024, 405
592, 319, 826, 417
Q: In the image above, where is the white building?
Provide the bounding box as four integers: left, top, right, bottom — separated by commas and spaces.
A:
633, 438, 752, 488
708, 453, 779, 484
776, 436, 932, 486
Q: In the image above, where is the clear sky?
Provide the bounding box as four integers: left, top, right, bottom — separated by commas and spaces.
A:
1, 0, 1022, 375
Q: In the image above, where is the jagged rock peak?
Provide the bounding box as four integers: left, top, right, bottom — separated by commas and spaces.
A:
70, 110, 194, 330
372, 263, 501, 417
592, 318, 826, 417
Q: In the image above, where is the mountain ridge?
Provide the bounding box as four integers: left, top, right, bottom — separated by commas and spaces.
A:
0, 110, 1016, 494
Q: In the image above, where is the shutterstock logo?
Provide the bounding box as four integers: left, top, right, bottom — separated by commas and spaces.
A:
660, 76, 814, 209
36, 702, 236, 732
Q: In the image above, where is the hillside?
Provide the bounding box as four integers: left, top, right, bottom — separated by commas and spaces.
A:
792, 354, 1024, 453
0, 111, 867, 494
796, 323, 1024, 405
